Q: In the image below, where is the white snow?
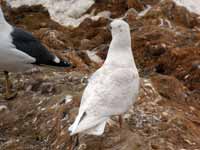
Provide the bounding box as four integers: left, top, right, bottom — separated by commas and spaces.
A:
6, 0, 110, 27
138, 5, 152, 17
159, 18, 173, 28
86, 50, 103, 64
47, 0, 94, 27
173, 0, 200, 15
64, 95, 73, 104
6, 0, 47, 7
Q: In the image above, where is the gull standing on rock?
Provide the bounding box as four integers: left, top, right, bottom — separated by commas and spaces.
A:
69, 19, 140, 138
0, 3, 71, 99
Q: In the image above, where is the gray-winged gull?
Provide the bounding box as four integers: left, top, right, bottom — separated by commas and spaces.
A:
68, 19, 140, 148
0, 4, 71, 99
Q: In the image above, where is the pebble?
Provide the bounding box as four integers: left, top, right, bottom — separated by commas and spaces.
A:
0, 105, 8, 112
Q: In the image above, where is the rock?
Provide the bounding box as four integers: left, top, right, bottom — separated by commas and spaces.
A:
125, 8, 138, 26
80, 39, 93, 50
7, 0, 95, 28
110, 0, 126, 4
151, 74, 188, 101
144, 0, 200, 28
64, 50, 89, 70
37, 29, 66, 50
157, 47, 200, 90
144, 43, 167, 57
40, 82, 56, 95
0, 105, 8, 112
127, 0, 145, 11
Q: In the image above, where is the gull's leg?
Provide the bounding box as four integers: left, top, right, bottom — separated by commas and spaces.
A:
4, 71, 11, 95
118, 115, 123, 128
107, 115, 123, 128
69, 134, 79, 150
4, 71, 17, 100
118, 115, 124, 142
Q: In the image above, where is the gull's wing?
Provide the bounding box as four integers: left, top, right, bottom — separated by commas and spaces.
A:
11, 28, 55, 65
80, 68, 104, 105
81, 67, 139, 115
0, 47, 36, 65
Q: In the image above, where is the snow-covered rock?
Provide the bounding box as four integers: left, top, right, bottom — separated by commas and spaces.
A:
7, 0, 98, 27
173, 0, 200, 15
47, 0, 95, 27
7, 0, 47, 7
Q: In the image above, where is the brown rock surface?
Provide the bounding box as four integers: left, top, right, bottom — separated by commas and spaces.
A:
127, 0, 144, 11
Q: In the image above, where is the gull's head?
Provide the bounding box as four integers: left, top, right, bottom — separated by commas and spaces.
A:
108, 19, 131, 48
109, 19, 130, 37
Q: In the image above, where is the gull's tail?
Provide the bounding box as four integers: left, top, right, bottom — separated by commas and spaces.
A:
69, 111, 108, 136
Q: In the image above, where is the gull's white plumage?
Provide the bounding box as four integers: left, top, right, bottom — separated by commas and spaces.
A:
69, 19, 140, 135
0, 7, 36, 72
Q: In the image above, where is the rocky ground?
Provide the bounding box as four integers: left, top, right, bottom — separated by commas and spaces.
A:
0, 0, 200, 150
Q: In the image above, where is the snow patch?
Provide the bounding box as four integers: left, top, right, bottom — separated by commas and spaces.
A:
47, 0, 95, 27
6, 0, 111, 27
173, 0, 200, 15
86, 50, 103, 64
138, 5, 152, 17
7, 0, 46, 7
64, 95, 73, 104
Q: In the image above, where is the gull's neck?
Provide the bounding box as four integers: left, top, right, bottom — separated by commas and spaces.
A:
104, 32, 137, 71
